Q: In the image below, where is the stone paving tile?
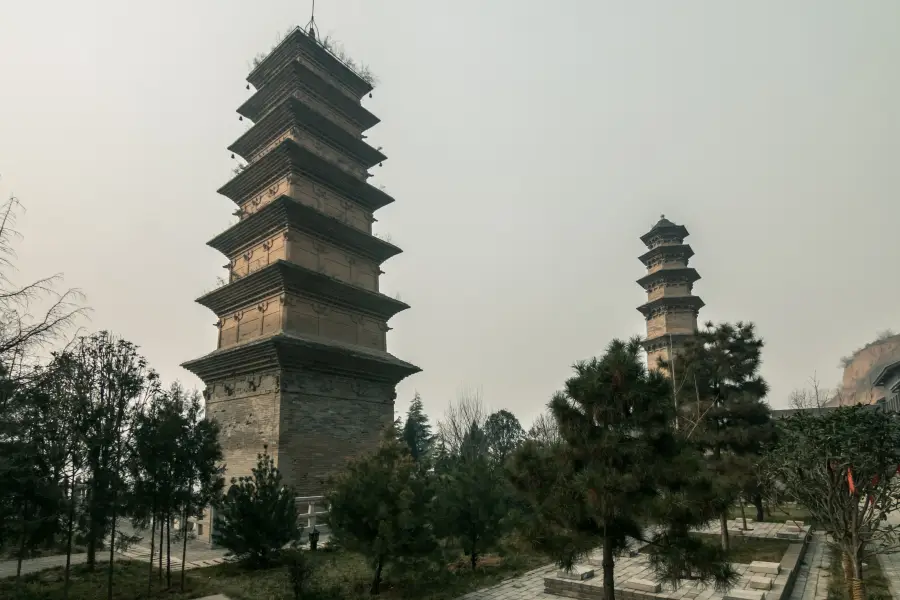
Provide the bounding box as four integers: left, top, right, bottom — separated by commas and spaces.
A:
789, 533, 829, 600
876, 549, 900, 600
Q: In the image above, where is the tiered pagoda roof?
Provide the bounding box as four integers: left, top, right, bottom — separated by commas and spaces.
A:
218, 139, 395, 211
183, 26, 418, 387
637, 215, 704, 359
196, 260, 410, 320
207, 195, 401, 264
229, 96, 386, 168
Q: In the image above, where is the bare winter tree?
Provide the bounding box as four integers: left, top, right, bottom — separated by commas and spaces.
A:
436, 387, 487, 455
0, 191, 86, 378
527, 409, 560, 446
788, 373, 839, 411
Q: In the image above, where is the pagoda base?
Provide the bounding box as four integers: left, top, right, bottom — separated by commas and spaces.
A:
194, 364, 398, 544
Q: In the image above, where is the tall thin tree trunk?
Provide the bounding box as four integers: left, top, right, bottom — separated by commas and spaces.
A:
16, 503, 28, 579
147, 510, 157, 595
739, 496, 748, 530
602, 534, 615, 600
370, 557, 384, 595
719, 512, 730, 552
180, 505, 189, 592
63, 476, 76, 600
107, 495, 118, 600
166, 515, 172, 589
158, 515, 164, 580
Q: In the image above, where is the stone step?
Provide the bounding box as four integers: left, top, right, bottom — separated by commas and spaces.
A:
557, 566, 595, 580
624, 578, 662, 593
776, 531, 802, 540
725, 590, 766, 600
748, 576, 773, 590
749, 561, 781, 575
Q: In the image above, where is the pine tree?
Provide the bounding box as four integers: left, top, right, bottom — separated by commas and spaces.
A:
401, 392, 434, 463
668, 322, 774, 550
508, 338, 735, 600
326, 428, 437, 595
213, 447, 302, 568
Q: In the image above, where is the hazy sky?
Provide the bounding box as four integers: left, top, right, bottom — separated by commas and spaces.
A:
1, 1, 898, 426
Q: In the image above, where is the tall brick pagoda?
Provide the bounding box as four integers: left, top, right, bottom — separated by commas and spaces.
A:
636, 215, 704, 372
183, 27, 419, 507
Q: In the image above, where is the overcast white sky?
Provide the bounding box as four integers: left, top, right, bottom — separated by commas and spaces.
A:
1, 1, 898, 426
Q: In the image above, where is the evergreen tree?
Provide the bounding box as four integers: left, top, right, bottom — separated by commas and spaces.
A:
483, 409, 524, 464
213, 447, 302, 568
401, 392, 434, 463
667, 322, 774, 550
434, 421, 511, 570
326, 428, 437, 595
509, 338, 735, 600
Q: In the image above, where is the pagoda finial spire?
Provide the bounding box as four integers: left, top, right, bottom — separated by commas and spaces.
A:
305, 0, 319, 40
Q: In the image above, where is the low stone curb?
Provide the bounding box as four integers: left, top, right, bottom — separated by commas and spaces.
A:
778, 531, 812, 600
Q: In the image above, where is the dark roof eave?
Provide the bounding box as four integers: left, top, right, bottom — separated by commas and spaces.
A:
638, 244, 695, 265
246, 28, 374, 97
640, 332, 695, 349
636, 296, 705, 317
640, 224, 689, 245
228, 98, 386, 167
206, 195, 402, 264
195, 260, 410, 320
217, 139, 396, 211
237, 62, 379, 130
872, 360, 900, 387
636, 267, 701, 288
181, 334, 418, 384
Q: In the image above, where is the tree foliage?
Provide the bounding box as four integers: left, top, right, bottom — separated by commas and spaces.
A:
213, 447, 301, 568
667, 321, 775, 548
434, 420, 512, 570
764, 406, 900, 600
483, 409, 524, 464
401, 392, 434, 463
326, 429, 437, 595
509, 338, 735, 600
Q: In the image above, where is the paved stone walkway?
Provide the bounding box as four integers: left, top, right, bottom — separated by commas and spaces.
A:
457, 563, 557, 600
789, 533, 830, 600
877, 551, 900, 600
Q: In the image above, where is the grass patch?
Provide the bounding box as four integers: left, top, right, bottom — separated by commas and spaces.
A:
202, 541, 547, 600
0, 559, 219, 599
0, 539, 548, 600
827, 551, 892, 600
641, 535, 790, 565
728, 504, 818, 527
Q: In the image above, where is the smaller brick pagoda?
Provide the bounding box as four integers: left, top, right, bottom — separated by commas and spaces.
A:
636, 215, 704, 372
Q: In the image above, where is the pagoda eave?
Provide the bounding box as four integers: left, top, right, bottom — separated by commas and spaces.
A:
640, 332, 696, 352
218, 138, 395, 212
181, 333, 419, 385
636, 295, 705, 318
229, 96, 386, 167
246, 28, 373, 98
636, 267, 701, 289
640, 224, 689, 246
197, 259, 409, 320
638, 244, 694, 266
208, 195, 402, 264
238, 61, 379, 130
